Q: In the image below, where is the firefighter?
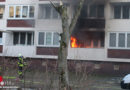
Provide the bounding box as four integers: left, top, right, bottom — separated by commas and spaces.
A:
18, 53, 24, 79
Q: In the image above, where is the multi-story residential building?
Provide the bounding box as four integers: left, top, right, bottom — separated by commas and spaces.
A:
1, 0, 130, 75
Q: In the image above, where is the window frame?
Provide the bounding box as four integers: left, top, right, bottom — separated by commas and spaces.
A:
13, 32, 34, 46
0, 32, 2, 45
38, 32, 60, 47
108, 32, 130, 49
38, 4, 60, 19
88, 4, 104, 19
8, 5, 35, 19
113, 4, 130, 19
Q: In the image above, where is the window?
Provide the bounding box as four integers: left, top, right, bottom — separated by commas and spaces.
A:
29, 6, 34, 18
9, 5, 35, 19
114, 5, 121, 19
38, 4, 60, 19
16, 6, 21, 18
89, 4, 104, 18
94, 64, 100, 69
0, 32, 2, 45
0, 5, 5, 19
22, 6, 28, 18
114, 4, 130, 19
38, 32, 44, 45
118, 33, 125, 47
114, 65, 119, 71
127, 34, 130, 47
38, 32, 60, 47
13, 32, 34, 45
46, 32, 52, 45
109, 32, 130, 49
109, 33, 116, 47
123, 6, 129, 19
9, 6, 14, 18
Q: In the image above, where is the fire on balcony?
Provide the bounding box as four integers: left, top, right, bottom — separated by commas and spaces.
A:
70, 31, 104, 48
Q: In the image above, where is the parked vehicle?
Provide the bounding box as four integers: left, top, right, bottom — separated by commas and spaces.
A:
121, 74, 130, 89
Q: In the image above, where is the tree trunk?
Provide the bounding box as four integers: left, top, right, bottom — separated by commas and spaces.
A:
51, 0, 85, 90
58, 7, 70, 90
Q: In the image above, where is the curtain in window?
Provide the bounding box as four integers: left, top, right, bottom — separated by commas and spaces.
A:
9, 6, 14, 18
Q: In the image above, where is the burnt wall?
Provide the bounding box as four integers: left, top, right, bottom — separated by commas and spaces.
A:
78, 19, 105, 29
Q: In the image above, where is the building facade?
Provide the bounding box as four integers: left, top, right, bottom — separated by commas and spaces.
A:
0, 0, 130, 74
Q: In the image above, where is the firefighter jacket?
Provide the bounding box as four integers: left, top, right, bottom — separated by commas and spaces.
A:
18, 57, 24, 67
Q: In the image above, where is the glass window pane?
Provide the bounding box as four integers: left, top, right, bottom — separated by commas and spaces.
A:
29, 6, 34, 18
118, 33, 125, 47
16, 6, 21, 18
13, 32, 19, 45
97, 5, 104, 18
27, 32, 32, 45
123, 6, 129, 19
46, 32, 52, 45
0, 32, 2, 44
52, 8, 58, 19
38, 32, 44, 45
45, 6, 51, 19
80, 5, 88, 18
53, 33, 59, 45
109, 33, 116, 47
20, 32, 26, 45
22, 6, 28, 18
0, 6, 4, 19
114, 5, 121, 19
9, 6, 14, 18
127, 34, 130, 47
89, 5, 96, 17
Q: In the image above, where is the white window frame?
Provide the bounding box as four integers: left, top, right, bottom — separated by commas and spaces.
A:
108, 32, 130, 49
13, 32, 34, 46
8, 5, 35, 19
38, 4, 60, 19
38, 32, 60, 47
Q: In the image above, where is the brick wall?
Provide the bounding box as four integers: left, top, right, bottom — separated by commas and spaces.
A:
0, 0, 5, 2
1, 57, 130, 76
36, 47, 59, 55
7, 20, 35, 27
0, 45, 3, 53
108, 49, 130, 59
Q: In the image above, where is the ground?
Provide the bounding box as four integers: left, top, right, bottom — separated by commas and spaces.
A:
1, 70, 125, 90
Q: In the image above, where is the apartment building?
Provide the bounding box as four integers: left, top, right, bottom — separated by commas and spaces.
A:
0, 0, 130, 74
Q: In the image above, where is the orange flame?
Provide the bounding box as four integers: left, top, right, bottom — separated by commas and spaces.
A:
71, 36, 79, 48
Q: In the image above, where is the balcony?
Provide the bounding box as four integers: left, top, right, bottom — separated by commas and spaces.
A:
78, 18, 105, 31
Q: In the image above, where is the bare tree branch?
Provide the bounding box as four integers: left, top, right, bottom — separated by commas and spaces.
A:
69, 0, 85, 35
50, 0, 63, 15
